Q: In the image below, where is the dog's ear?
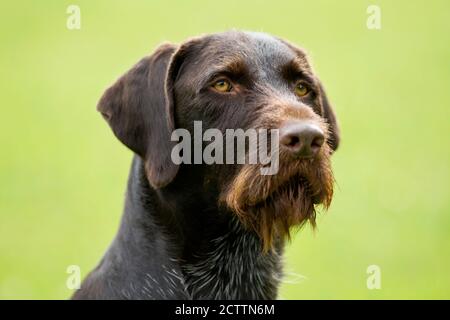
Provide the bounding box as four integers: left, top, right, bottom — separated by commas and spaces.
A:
97, 43, 180, 188
317, 82, 340, 151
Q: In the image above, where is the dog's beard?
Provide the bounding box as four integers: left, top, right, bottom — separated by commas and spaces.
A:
221, 144, 334, 252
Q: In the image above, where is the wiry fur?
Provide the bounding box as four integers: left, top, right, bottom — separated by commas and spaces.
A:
183, 217, 283, 299
222, 105, 334, 251
75, 31, 339, 300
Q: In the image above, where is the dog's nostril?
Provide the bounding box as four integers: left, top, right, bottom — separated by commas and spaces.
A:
286, 135, 300, 148
280, 132, 301, 150
311, 135, 324, 150
280, 122, 324, 158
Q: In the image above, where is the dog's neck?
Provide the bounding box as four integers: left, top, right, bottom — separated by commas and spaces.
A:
115, 156, 283, 299
181, 217, 283, 299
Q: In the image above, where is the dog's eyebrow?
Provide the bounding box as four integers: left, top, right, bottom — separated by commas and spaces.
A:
281, 57, 315, 83
203, 57, 249, 84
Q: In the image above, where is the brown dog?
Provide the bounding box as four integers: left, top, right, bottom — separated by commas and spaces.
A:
74, 31, 339, 300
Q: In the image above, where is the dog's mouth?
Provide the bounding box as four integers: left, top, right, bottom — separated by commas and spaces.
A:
228, 171, 324, 252
246, 174, 321, 214
263, 175, 322, 206
241, 159, 330, 209
222, 151, 334, 252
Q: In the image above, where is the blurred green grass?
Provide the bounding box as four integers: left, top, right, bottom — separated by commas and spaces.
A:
0, 0, 449, 299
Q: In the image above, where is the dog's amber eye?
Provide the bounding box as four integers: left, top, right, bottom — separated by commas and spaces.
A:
295, 83, 309, 97
212, 79, 232, 92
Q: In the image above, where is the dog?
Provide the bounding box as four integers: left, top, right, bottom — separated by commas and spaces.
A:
72, 31, 339, 300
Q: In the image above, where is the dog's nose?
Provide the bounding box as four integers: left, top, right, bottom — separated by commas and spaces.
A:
280, 122, 325, 158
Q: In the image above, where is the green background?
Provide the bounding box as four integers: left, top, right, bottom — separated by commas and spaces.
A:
0, 0, 449, 299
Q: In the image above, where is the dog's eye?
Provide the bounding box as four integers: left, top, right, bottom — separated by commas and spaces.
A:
212, 79, 232, 92
294, 82, 310, 97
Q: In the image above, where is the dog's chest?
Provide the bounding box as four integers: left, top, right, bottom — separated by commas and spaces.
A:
182, 225, 283, 300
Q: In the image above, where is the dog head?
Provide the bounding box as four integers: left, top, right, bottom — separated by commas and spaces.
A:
98, 31, 339, 251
